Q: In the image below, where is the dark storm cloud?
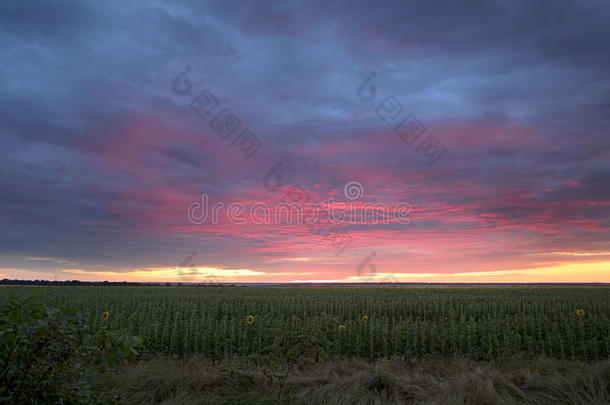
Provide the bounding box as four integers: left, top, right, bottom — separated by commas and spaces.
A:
1, 0, 609, 276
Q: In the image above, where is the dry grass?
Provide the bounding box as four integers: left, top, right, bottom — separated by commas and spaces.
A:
98, 356, 610, 404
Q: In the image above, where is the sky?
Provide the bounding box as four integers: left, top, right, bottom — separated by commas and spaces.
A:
1, 0, 609, 283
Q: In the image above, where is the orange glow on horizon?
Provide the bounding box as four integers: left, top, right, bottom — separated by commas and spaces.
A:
2, 260, 609, 284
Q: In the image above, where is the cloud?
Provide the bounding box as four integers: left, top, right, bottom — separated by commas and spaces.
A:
1, 0, 609, 281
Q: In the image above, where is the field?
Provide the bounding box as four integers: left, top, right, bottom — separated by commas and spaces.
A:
2, 286, 608, 361
3, 285, 609, 404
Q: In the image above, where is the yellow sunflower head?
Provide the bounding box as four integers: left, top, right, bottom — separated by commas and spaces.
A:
246, 314, 255, 324
101, 311, 109, 321
338, 324, 346, 330
576, 309, 585, 317
362, 315, 368, 323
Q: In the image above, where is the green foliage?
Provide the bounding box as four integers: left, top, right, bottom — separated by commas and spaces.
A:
0, 286, 608, 364
0, 292, 144, 404
267, 324, 329, 365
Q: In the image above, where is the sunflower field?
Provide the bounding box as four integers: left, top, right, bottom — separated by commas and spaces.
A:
2, 286, 608, 361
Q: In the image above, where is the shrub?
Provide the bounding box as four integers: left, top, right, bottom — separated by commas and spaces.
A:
0, 292, 143, 404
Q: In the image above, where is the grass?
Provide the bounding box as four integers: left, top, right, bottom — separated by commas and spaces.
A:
2, 285, 608, 403
98, 355, 610, 404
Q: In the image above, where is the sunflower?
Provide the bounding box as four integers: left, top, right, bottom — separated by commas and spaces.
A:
101, 311, 109, 321
362, 315, 368, 323
576, 309, 585, 317
246, 314, 255, 324
338, 324, 346, 330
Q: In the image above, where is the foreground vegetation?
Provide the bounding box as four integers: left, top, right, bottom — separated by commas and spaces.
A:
0, 293, 143, 404
99, 355, 610, 405
1, 286, 607, 361
0, 286, 608, 404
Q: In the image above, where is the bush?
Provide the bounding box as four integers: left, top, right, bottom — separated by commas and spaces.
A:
0, 292, 143, 404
